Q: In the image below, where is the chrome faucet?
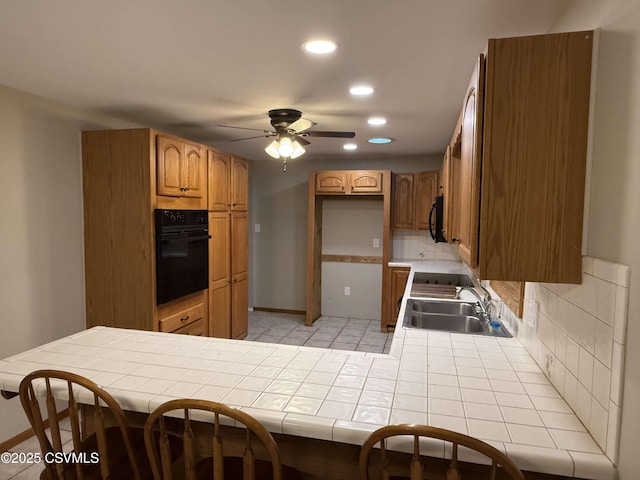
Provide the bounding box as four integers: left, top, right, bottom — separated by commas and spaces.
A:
456, 284, 491, 317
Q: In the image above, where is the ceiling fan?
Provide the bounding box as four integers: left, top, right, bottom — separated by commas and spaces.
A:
218, 108, 356, 171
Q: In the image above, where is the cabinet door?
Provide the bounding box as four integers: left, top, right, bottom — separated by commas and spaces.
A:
392, 173, 415, 229
349, 171, 383, 194
315, 171, 347, 193
208, 150, 230, 211
209, 283, 231, 338
389, 267, 410, 327
209, 212, 231, 338
458, 54, 485, 267
231, 212, 248, 339
230, 156, 249, 211
156, 135, 184, 197
231, 275, 248, 339
182, 142, 206, 198
415, 171, 438, 230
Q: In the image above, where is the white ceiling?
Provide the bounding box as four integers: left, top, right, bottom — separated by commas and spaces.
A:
0, 0, 571, 163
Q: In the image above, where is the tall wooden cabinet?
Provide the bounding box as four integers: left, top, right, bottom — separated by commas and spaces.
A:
453, 31, 593, 283
207, 149, 249, 339
82, 128, 209, 333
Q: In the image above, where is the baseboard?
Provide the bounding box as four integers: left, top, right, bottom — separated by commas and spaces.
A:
0, 408, 69, 453
253, 307, 306, 315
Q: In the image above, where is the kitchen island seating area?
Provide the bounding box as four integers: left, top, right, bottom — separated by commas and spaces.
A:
0, 326, 614, 480
12, 367, 526, 480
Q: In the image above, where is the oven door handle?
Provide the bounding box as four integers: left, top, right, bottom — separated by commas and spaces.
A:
161, 234, 211, 244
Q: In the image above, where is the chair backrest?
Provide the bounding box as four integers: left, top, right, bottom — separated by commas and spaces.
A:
359, 424, 525, 480
144, 398, 284, 480
19, 369, 143, 480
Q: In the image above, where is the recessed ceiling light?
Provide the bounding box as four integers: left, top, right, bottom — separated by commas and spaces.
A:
343, 143, 358, 151
367, 117, 387, 126
349, 85, 374, 96
368, 137, 392, 144
302, 39, 337, 55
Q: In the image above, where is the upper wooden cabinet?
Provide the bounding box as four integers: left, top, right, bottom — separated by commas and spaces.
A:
458, 54, 484, 267
391, 171, 438, 230
156, 135, 206, 200
208, 151, 248, 212
315, 170, 383, 194
455, 31, 593, 283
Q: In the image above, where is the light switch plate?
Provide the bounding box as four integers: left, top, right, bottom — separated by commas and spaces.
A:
254, 224, 261, 233
373, 238, 380, 248
344, 286, 351, 296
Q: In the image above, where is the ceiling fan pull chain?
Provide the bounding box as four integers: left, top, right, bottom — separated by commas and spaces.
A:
282, 157, 287, 173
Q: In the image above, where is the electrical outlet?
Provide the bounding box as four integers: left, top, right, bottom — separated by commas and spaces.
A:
373, 238, 380, 248
545, 353, 554, 378
344, 286, 351, 296
524, 299, 539, 329
254, 224, 261, 233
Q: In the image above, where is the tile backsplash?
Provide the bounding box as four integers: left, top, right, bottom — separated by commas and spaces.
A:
392, 231, 460, 261
498, 256, 629, 465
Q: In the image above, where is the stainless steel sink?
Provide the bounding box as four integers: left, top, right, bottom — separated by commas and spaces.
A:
406, 312, 486, 333
409, 300, 478, 316
402, 298, 511, 337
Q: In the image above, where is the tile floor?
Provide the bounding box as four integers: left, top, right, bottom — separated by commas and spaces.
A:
244, 310, 392, 353
0, 312, 390, 479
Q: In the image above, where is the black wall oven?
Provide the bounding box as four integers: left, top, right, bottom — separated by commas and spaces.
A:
155, 209, 210, 305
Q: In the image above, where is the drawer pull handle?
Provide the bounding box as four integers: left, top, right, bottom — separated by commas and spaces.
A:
180, 315, 190, 322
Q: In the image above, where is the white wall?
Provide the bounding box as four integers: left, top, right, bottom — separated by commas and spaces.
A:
321, 199, 384, 320
0, 84, 137, 440
547, 1, 640, 477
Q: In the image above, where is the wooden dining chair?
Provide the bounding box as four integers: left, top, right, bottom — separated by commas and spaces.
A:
19, 369, 154, 480
144, 398, 304, 480
359, 424, 525, 480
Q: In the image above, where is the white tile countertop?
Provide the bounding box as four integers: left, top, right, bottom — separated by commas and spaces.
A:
0, 262, 615, 479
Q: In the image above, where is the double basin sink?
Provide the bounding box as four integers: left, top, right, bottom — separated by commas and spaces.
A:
402, 273, 511, 337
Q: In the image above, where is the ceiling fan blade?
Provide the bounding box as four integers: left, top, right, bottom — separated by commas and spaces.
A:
218, 124, 273, 133
294, 135, 311, 146
288, 118, 316, 133
230, 133, 276, 142
304, 131, 356, 138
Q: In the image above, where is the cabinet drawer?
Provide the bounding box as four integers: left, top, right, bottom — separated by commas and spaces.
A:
171, 318, 205, 336
159, 301, 206, 333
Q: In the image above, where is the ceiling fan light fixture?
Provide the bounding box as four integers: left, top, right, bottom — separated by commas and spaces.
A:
277, 137, 294, 157
302, 39, 337, 55
265, 139, 281, 159
349, 85, 374, 96
290, 140, 306, 159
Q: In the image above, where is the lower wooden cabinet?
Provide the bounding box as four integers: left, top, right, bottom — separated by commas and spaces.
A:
208, 212, 248, 339
157, 290, 208, 335
389, 267, 410, 328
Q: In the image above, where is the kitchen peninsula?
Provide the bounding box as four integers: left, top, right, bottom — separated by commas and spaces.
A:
0, 262, 614, 480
